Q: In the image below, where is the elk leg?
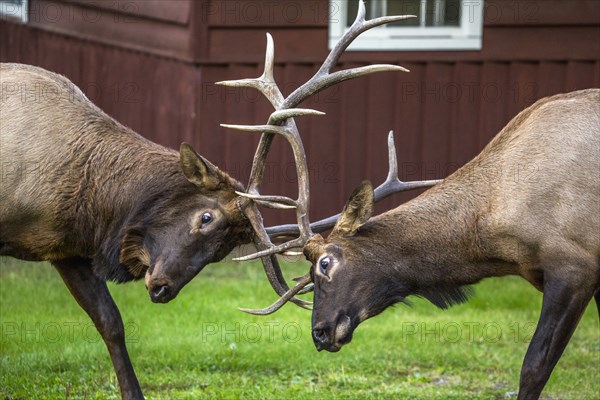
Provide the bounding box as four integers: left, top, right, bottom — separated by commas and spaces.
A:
517, 275, 594, 400
53, 259, 144, 400
595, 289, 600, 321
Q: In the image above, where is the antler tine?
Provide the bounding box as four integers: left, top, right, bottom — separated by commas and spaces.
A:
282, 1, 415, 109
221, 124, 287, 136
375, 131, 443, 196
386, 130, 399, 181
235, 191, 297, 209
292, 275, 314, 294
270, 109, 326, 122
253, 201, 296, 210
216, 33, 282, 108
239, 273, 313, 315
318, 1, 415, 75
265, 131, 443, 238
233, 236, 306, 261
298, 283, 314, 295
260, 31, 276, 82
284, 65, 411, 112
221, 108, 324, 136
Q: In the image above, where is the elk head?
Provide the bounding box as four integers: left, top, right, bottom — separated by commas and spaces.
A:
119, 144, 251, 303
304, 181, 409, 352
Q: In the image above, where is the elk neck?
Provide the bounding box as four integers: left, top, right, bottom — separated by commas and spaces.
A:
349, 178, 518, 301
66, 118, 190, 254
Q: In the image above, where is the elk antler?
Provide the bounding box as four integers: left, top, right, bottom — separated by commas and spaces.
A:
240, 131, 442, 315
219, 0, 421, 312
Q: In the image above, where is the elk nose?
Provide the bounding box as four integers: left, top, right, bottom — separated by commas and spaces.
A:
149, 284, 170, 303
312, 328, 330, 350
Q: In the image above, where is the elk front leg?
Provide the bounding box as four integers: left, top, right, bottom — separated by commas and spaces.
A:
53, 259, 144, 400
517, 273, 595, 400
595, 289, 600, 321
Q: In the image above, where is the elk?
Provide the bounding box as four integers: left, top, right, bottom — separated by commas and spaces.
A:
224, 4, 599, 400
302, 89, 599, 398
0, 62, 260, 398
256, 89, 600, 397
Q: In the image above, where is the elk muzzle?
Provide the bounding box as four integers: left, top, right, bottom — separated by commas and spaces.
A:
148, 281, 171, 303
146, 278, 176, 303
145, 262, 178, 303
312, 314, 354, 352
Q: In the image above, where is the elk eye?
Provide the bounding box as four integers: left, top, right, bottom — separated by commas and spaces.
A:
319, 257, 331, 274
201, 212, 213, 225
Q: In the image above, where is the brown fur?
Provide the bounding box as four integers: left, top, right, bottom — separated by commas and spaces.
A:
0, 62, 251, 290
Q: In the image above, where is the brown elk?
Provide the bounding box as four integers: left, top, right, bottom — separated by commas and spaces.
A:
300, 88, 599, 400
0, 62, 259, 398
222, 3, 600, 400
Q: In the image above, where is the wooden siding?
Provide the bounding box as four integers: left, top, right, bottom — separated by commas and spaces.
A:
204, 0, 600, 63
25, 0, 202, 61
18, 0, 600, 62
1, 0, 599, 225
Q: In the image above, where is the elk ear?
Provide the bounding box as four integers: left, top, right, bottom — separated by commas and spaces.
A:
332, 181, 374, 237
180, 143, 223, 191
119, 227, 151, 279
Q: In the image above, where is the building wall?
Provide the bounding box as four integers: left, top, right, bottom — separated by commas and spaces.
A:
1, 0, 599, 225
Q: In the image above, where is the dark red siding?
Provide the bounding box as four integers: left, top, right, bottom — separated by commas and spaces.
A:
1, 0, 599, 225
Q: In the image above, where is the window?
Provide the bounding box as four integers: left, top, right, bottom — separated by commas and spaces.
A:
0, 0, 27, 23
330, 0, 484, 51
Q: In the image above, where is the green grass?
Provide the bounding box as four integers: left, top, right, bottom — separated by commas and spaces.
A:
1, 257, 598, 400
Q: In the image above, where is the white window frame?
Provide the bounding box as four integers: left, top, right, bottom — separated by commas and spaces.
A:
0, 0, 28, 23
329, 0, 484, 51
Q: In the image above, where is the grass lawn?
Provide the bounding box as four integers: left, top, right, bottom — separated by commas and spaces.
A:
1, 257, 598, 400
